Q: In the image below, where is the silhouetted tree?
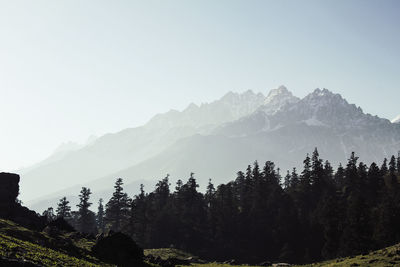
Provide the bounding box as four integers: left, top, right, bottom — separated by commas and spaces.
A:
97, 198, 105, 233
77, 187, 96, 233
42, 207, 56, 222
56, 196, 71, 219
105, 178, 131, 232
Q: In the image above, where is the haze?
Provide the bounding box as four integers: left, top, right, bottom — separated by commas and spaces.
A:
0, 0, 399, 170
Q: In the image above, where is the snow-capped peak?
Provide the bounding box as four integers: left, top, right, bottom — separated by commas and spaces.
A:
146, 89, 266, 130
302, 88, 350, 109
259, 85, 299, 115
391, 115, 400, 124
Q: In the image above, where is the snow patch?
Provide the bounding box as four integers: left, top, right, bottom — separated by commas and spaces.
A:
391, 114, 400, 124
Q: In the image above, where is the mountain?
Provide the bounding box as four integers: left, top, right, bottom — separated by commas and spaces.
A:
19, 136, 97, 174
392, 114, 400, 124
23, 87, 400, 212
20, 90, 266, 203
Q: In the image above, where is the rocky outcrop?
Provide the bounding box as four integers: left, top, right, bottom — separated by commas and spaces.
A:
0, 172, 20, 208
0, 172, 46, 230
92, 231, 143, 265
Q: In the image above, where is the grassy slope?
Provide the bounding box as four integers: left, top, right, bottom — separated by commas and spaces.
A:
172, 243, 400, 267
0, 219, 112, 266
113, 244, 400, 267
2, 220, 400, 267
144, 248, 197, 260
294, 243, 400, 267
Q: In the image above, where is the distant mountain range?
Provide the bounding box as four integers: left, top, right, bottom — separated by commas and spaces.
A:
20, 86, 400, 212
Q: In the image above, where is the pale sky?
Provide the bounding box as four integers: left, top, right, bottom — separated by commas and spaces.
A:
0, 0, 399, 170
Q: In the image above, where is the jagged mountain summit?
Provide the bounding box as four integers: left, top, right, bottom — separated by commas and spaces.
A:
146, 89, 266, 130
19, 89, 268, 203
22, 86, 400, 212
217, 88, 389, 137
259, 85, 299, 115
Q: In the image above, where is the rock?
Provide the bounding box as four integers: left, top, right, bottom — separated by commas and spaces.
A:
272, 264, 291, 267
0, 173, 20, 216
0, 172, 46, 231
185, 256, 204, 263
223, 259, 237, 265
0, 172, 20, 203
92, 232, 143, 265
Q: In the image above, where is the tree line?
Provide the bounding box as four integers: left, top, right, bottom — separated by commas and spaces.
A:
42, 149, 400, 264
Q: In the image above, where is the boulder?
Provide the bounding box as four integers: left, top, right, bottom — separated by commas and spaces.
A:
0, 173, 20, 211
0, 172, 46, 230
92, 232, 143, 266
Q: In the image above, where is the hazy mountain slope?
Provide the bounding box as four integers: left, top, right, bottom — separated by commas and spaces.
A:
20, 90, 266, 202
25, 87, 400, 212
29, 120, 400, 212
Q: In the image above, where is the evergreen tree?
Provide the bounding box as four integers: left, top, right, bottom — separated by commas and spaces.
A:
205, 178, 216, 207
105, 178, 131, 232
56, 196, 71, 218
96, 198, 105, 233
381, 158, 388, 177
397, 151, 400, 174
301, 154, 312, 190
130, 184, 147, 246
42, 207, 56, 222
334, 163, 345, 188
76, 149, 400, 264
77, 187, 96, 233
284, 170, 291, 189
389, 155, 398, 188
290, 168, 300, 189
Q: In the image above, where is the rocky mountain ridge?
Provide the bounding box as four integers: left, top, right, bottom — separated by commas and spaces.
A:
20, 86, 400, 212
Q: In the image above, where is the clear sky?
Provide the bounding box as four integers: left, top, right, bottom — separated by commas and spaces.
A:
0, 0, 399, 170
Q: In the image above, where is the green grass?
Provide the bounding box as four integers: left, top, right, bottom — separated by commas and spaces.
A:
2, 219, 400, 267
184, 264, 259, 267
144, 247, 197, 260
183, 244, 400, 267
293, 243, 400, 267
0, 219, 112, 266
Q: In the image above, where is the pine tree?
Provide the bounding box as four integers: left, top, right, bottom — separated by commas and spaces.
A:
263, 161, 279, 186
334, 163, 345, 188
56, 196, 71, 218
389, 155, 398, 188
291, 168, 300, 189
205, 178, 216, 207
311, 148, 324, 186
77, 187, 96, 233
42, 207, 56, 222
97, 198, 105, 233
381, 158, 388, 177
284, 170, 291, 189
366, 162, 383, 203
301, 154, 312, 190
343, 152, 359, 194
130, 184, 147, 246
105, 178, 131, 232
397, 151, 400, 174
